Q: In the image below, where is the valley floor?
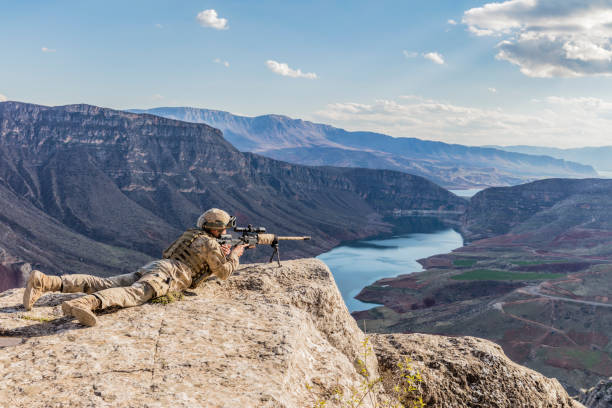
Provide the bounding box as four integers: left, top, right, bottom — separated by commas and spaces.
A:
352, 239, 612, 395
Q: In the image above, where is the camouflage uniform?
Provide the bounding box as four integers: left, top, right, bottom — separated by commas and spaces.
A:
60, 230, 240, 308
23, 208, 242, 326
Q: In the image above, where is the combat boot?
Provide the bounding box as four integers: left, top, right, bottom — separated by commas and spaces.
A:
23, 270, 62, 311
61, 295, 101, 327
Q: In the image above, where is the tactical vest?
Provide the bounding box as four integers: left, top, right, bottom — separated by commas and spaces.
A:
162, 229, 212, 287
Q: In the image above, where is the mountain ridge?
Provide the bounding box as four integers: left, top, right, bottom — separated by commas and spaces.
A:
496, 145, 612, 173
130, 106, 597, 188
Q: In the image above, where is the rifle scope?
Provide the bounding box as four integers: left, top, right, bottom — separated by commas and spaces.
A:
234, 224, 266, 233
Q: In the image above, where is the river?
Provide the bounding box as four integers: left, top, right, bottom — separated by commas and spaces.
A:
317, 228, 463, 312
317, 188, 479, 312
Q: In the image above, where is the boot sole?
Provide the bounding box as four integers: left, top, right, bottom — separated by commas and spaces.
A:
71, 307, 98, 327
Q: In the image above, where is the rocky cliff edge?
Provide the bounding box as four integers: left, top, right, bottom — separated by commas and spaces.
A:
0, 259, 582, 408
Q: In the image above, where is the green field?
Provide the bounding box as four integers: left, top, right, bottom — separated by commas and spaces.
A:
559, 349, 607, 370
451, 269, 564, 281
453, 259, 477, 267
540, 347, 612, 374
511, 260, 569, 266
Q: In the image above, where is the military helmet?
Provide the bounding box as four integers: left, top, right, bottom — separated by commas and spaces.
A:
197, 208, 236, 230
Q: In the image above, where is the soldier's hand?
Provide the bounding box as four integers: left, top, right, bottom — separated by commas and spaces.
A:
231, 244, 248, 257
220, 244, 231, 256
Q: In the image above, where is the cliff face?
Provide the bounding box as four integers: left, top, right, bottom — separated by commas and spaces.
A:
0, 101, 465, 286
0, 259, 581, 407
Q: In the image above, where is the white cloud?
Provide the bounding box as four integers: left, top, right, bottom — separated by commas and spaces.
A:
41, 47, 56, 53
403, 50, 418, 58
488, 87, 498, 93
266, 60, 317, 79
312, 95, 612, 148
213, 58, 230, 67
155, 23, 163, 29
196, 9, 228, 30
448, 19, 457, 25
152, 94, 164, 100
423, 52, 445, 65
0, 94, 7, 102
463, 0, 612, 77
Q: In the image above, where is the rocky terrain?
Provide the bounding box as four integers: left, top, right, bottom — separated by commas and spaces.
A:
0, 101, 465, 291
130, 107, 597, 189
353, 179, 612, 395
579, 377, 612, 408
0, 259, 582, 407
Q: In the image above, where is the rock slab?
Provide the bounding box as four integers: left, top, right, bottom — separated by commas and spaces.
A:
0, 259, 583, 408
0, 259, 378, 408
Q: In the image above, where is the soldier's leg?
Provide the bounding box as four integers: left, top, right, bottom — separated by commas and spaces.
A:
23, 270, 62, 311
61, 272, 141, 294
62, 282, 155, 327
24, 270, 141, 311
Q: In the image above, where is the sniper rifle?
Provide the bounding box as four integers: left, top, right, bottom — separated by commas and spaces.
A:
217, 224, 311, 266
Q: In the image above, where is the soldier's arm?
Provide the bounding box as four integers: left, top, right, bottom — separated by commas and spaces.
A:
204, 239, 240, 280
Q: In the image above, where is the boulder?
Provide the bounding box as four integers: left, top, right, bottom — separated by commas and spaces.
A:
373, 333, 583, 408
579, 377, 612, 408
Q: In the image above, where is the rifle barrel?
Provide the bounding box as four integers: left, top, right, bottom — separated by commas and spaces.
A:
276, 236, 311, 241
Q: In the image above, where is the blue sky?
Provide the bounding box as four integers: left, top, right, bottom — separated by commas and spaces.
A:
3, 0, 612, 147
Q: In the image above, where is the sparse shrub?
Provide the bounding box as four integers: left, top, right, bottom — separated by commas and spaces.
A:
150, 291, 184, 305
423, 297, 436, 308
306, 336, 424, 408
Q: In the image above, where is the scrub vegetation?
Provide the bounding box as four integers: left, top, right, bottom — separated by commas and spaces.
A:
307, 337, 424, 408
451, 269, 564, 281
452, 259, 477, 267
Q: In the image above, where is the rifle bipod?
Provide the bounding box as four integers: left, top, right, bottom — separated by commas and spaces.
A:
269, 242, 281, 266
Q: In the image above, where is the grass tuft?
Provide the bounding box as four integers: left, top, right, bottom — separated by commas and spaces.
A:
150, 292, 184, 305
20, 314, 55, 323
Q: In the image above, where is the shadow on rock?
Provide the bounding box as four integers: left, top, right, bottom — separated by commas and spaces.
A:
32, 292, 82, 308
0, 292, 90, 339
0, 316, 88, 338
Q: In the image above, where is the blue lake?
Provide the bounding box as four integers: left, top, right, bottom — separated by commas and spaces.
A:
449, 188, 483, 197
317, 229, 463, 312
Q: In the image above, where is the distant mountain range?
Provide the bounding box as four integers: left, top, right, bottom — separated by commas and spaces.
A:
494, 145, 612, 173
0, 102, 465, 289
129, 107, 598, 189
